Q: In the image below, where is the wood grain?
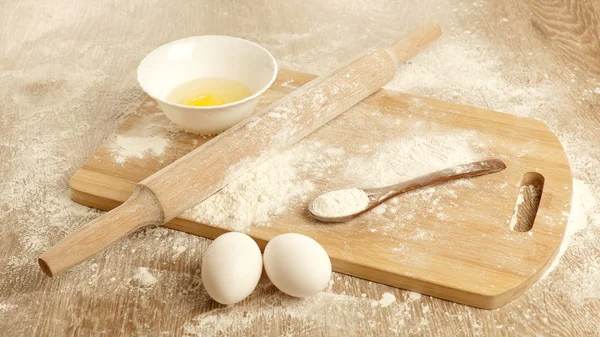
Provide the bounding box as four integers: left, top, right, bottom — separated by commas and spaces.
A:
529, 0, 600, 74
1, 0, 599, 336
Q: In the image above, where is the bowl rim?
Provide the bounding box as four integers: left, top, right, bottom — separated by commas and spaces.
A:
137, 35, 279, 110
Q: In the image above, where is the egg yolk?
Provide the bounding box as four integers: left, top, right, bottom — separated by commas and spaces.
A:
186, 94, 226, 107
167, 77, 252, 107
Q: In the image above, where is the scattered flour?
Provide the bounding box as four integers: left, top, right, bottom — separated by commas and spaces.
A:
378, 292, 397, 307
343, 131, 483, 187
3, 4, 600, 334
372, 204, 388, 215
172, 245, 187, 259
132, 267, 158, 287
280, 79, 296, 88
0, 304, 16, 312
542, 179, 599, 279
508, 185, 542, 232
384, 35, 560, 118
325, 147, 345, 157
183, 282, 415, 336
452, 179, 476, 189
310, 188, 370, 218
110, 134, 169, 164
408, 292, 422, 301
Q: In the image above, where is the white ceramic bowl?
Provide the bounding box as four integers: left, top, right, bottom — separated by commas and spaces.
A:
137, 36, 278, 134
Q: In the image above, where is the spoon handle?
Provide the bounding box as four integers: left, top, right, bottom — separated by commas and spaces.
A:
365, 159, 506, 203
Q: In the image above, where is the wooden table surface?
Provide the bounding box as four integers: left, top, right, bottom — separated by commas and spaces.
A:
1, 0, 599, 336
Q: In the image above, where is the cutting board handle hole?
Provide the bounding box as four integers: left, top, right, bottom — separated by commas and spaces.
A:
509, 172, 544, 232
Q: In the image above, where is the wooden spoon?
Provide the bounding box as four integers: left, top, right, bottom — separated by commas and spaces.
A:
308, 159, 506, 223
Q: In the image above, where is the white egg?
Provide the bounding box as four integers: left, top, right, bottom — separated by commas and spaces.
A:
263, 233, 331, 297
201, 232, 262, 305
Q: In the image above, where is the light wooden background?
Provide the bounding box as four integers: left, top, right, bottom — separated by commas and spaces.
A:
1, 0, 599, 336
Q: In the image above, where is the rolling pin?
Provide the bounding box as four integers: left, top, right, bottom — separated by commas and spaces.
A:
39, 23, 442, 277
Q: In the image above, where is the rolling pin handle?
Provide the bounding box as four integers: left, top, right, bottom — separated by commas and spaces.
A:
38, 185, 163, 277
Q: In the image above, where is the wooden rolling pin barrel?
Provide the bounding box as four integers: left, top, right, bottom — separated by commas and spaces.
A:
38, 23, 443, 277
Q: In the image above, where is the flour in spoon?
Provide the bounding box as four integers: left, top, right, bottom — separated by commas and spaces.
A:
310, 188, 370, 218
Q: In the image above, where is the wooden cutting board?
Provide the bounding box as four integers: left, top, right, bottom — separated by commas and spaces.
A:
70, 68, 572, 309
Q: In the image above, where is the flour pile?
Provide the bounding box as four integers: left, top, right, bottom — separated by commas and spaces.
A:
131, 267, 158, 287
110, 134, 170, 164
182, 145, 316, 232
